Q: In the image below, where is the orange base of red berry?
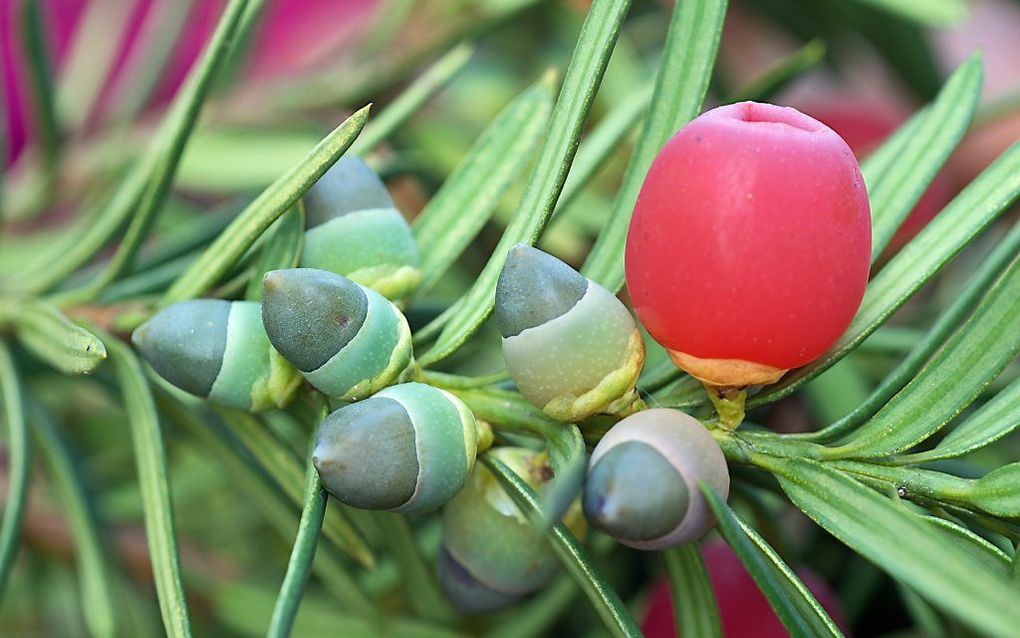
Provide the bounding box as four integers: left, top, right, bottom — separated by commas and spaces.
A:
667, 350, 786, 388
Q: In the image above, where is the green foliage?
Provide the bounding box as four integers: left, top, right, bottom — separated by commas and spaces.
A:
3, 1, 1020, 637
413, 74, 554, 295
864, 53, 981, 261
702, 485, 843, 637
726, 39, 826, 103
582, 0, 728, 292
913, 375, 1020, 462
0, 342, 30, 599
161, 106, 370, 306
482, 453, 642, 638
419, 0, 632, 366
662, 545, 722, 638
850, 0, 967, 26
103, 334, 192, 637
758, 457, 1020, 637
213, 408, 374, 567
350, 43, 475, 157
16, 0, 252, 298
246, 207, 305, 302
19, 0, 59, 166
28, 402, 117, 637
802, 220, 1020, 443
13, 300, 106, 375
829, 253, 1020, 457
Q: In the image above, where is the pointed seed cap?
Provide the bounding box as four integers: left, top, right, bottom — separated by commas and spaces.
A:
131, 299, 230, 398
313, 396, 420, 510
303, 155, 396, 227
583, 440, 689, 542
262, 268, 368, 372
495, 244, 588, 338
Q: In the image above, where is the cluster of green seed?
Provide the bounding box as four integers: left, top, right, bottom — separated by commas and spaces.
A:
132, 156, 729, 612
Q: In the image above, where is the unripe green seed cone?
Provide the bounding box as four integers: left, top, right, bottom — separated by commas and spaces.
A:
313, 382, 479, 514
439, 447, 586, 612
495, 244, 644, 422
261, 268, 413, 400
132, 300, 301, 412
583, 409, 729, 550
301, 156, 422, 301
437, 545, 521, 614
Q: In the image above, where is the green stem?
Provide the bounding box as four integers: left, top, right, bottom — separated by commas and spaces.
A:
705, 386, 746, 431
450, 387, 560, 439
267, 445, 329, 638
415, 369, 511, 390
711, 429, 829, 465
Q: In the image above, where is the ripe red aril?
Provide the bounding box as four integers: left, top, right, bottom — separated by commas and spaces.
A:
626, 101, 871, 388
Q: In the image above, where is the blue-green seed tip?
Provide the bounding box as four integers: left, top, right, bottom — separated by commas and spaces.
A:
495, 244, 588, 338
583, 441, 688, 542
261, 268, 368, 372
303, 155, 395, 227
314, 397, 419, 510
132, 299, 231, 398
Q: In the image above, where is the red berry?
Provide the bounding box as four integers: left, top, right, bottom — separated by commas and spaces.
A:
625, 102, 871, 386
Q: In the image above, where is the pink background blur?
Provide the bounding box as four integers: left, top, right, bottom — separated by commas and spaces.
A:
1, 0, 375, 166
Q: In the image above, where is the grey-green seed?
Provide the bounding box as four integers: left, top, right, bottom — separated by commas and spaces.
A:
495, 243, 588, 338
313, 397, 420, 510
262, 268, 368, 372
583, 441, 689, 542
302, 156, 396, 228
131, 299, 230, 397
